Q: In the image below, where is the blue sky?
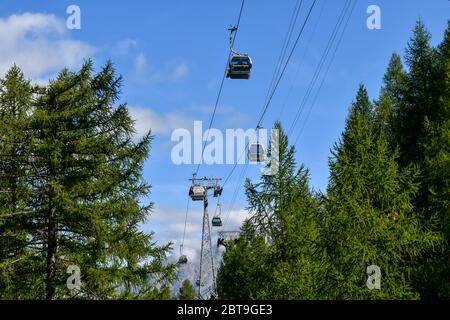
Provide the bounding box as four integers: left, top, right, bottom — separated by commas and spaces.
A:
0, 0, 448, 276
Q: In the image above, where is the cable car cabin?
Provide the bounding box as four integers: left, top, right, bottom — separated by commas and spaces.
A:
189, 186, 205, 201
178, 255, 188, 264
212, 216, 222, 227
227, 54, 252, 79
248, 142, 265, 162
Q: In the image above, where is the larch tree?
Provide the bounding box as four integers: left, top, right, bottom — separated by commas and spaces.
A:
177, 279, 197, 300
217, 220, 271, 299
322, 85, 442, 299
218, 122, 323, 299
0, 65, 41, 298
0, 61, 176, 299
388, 21, 449, 299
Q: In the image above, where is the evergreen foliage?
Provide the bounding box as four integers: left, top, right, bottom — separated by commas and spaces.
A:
0, 61, 176, 299
218, 21, 449, 300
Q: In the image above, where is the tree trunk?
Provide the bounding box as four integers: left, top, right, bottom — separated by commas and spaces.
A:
45, 205, 58, 300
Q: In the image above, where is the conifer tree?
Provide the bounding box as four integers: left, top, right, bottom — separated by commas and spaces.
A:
217, 221, 271, 299
387, 21, 449, 299
0, 65, 41, 298
0, 61, 176, 299
218, 122, 323, 299
177, 279, 197, 300
322, 85, 441, 299
379, 53, 408, 148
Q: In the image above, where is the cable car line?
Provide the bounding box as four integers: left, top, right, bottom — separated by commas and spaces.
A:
222, 0, 317, 189
194, 0, 246, 176
277, 0, 327, 121
221, 0, 355, 232
221, 0, 318, 231
220, 0, 318, 231
263, 0, 303, 106
221, 159, 249, 232
287, 0, 352, 137
179, 196, 190, 264
293, 0, 356, 146
180, 0, 246, 267
255, 0, 317, 130
287, 0, 353, 138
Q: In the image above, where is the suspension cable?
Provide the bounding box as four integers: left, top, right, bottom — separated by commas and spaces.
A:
194, 0, 246, 176
287, 0, 353, 137
293, 0, 356, 145
181, 0, 246, 257
222, 0, 318, 188
220, 0, 318, 231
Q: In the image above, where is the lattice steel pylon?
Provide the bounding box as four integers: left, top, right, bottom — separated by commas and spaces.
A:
189, 175, 222, 299
198, 190, 216, 299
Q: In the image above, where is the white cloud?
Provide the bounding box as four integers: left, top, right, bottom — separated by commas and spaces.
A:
113, 39, 138, 55
197, 105, 236, 115
196, 105, 249, 127
168, 222, 200, 234
147, 204, 248, 264
145, 203, 249, 293
221, 208, 250, 229
134, 52, 147, 75
0, 13, 95, 80
111, 39, 188, 83
132, 59, 189, 84
170, 63, 189, 81
222, 113, 249, 127
128, 106, 193, 138
146, 204, 204, 260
